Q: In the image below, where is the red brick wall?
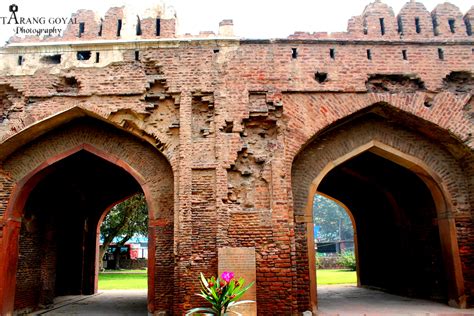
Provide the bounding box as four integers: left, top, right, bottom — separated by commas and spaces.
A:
0, 1, 473, 314
14, 224, 43, 312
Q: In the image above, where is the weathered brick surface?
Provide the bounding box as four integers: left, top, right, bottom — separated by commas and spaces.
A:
0, 1, 473, 315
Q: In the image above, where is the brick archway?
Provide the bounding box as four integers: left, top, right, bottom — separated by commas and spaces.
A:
292, 115, 472, 312
0, 118, 175, 314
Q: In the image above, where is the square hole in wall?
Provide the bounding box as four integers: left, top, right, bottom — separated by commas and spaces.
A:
77, 51, 91, 61
40, 54, 61, 64
315, 72, 328, 83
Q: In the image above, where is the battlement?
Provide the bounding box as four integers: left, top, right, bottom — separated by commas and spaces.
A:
290, 0, 473, 40
5, 1, 473, 44
8, 3, 179, 43
6, 2, 238, 45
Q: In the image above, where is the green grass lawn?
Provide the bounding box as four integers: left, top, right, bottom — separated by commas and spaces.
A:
317, 269, 357, 285
98, 269, 354, 289
98, 271, 147, 290
102, 269, 146, 273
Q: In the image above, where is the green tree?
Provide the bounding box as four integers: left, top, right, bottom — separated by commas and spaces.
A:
100, 193, 148, 270
313, 194, 353, 242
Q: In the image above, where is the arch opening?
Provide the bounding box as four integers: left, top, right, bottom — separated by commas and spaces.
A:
0, 118, 175, 315
98, 193, 149, 275
317, 151, 447, 301
291, 111, 471, 312
15, 150, 144, 311
313, 193, 359, 286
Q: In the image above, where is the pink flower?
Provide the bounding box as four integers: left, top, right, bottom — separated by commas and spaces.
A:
221, 271, 234, 282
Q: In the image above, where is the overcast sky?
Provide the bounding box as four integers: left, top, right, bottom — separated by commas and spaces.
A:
0, 0, 472, 44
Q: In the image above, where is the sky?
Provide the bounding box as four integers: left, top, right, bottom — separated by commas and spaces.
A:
0, 0, 472, 44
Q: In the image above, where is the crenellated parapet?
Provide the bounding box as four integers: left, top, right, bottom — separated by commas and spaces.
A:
8, 3, 178, 43
360, 0, 399, 38
466, 7, 474, 35
431, 2, 468, 38
63, 9, 102, 41
289, 0, 473, 40
6, 0, 472, 44
397, 1, 433, 38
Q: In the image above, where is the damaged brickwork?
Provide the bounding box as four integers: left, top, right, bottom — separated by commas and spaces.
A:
0, 1, 473, 315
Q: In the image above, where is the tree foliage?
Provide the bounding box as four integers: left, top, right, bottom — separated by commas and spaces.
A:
336, 251, 357, 271
313, 194, 353, 242
99, 193, 148, 269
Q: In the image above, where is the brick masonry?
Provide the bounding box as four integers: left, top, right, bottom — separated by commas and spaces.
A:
0, 1, 473, 315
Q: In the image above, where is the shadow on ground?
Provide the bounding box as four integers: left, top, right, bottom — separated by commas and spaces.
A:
30, 286, 474, 315
318, 285, 474, 315
32, 290, 147, 315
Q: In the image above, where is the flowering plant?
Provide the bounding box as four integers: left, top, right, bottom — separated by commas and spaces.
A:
186, 271, 254, 316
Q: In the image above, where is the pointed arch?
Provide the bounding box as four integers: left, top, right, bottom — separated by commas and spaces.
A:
0, 117, 175, 314
291, 113, 472, 312
0, 106, 174, 165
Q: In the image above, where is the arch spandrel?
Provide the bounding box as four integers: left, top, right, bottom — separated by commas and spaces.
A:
0, 106, 179, 169
284, 96, 474, 164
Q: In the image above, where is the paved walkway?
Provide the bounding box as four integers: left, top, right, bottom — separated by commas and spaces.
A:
317, 285, 474, 315
30, 286, 474, 315
33, 290, 147, 315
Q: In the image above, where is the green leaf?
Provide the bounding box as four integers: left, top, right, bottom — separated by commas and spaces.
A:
229, 281, 254, 301
208, 284, 219, 302
227, 279, 236, 293
239, 281, 254, 294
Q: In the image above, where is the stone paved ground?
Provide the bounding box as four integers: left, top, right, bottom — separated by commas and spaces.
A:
317, 285, 474, 315
34, 290, 147, 315
31, 286, 474, 315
